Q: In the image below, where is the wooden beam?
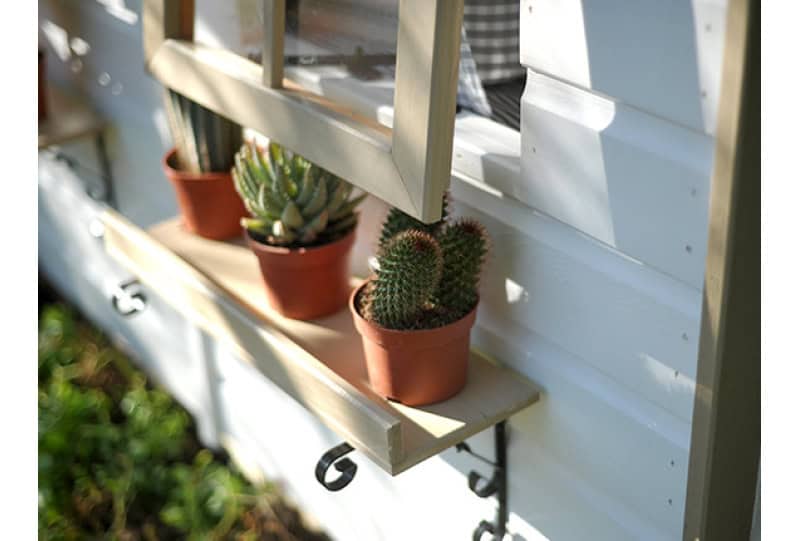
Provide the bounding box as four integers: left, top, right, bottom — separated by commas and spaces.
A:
392, 0, 464, 221
683, 0, 760, 539
262, 0, 285, 88
143, 0, 194, 66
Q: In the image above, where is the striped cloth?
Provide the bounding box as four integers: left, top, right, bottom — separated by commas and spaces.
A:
463, 0, 524, 84
457, 0, 523, 117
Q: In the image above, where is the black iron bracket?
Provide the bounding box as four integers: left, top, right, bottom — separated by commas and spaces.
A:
456, 421, 509, 541
313, 421, 510, 539
315, 442, 357, 491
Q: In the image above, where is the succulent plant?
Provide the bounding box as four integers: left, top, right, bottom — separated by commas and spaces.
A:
360, 196, 490, 330
163, 89, 243, 173
232, 142, 366, 246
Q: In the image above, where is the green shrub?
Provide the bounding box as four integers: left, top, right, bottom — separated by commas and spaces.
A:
38, 303, 329, 541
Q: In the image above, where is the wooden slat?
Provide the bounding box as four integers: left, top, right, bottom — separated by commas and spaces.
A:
683, 0, 760, 538
143, 0, 193, 66
262, 0, 285, 88
103, 212, 540, 475
392, 0, 464, 220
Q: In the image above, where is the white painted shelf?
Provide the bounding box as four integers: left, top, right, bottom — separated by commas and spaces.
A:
102, 210, 540, 475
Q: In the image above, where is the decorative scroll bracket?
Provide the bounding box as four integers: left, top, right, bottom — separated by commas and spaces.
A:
111, 278, 148, 317
315, 442, 357, 492
456, 421, 509, 541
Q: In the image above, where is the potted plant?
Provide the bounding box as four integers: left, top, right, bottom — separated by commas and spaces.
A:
162, 89, 247, 240
350, 198, 490, 406
232, 142, 366, 320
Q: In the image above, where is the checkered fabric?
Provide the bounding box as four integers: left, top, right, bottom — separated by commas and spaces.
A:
457, 0, 523, 116
463, 0, 524, 84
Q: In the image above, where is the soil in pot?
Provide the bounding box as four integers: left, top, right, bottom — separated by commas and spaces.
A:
245, 227, 356, 320
350, 283, 477, 406
163, 148, 247, 240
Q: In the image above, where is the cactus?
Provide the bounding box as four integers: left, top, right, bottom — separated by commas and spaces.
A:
378, 194, 449, 250
163, 89, 243, 173
433, 218, 490, 319
364, 231, 443, 330
232, 141, 366, 246
361, 195, 490, 330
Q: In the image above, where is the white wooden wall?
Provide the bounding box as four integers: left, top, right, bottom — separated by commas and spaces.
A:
38, 1, 726, 539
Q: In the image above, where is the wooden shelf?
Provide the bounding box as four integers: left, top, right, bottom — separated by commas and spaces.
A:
102, 211, 540, 475
38, 87, 106, 149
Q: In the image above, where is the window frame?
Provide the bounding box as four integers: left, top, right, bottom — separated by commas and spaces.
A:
143, 0, 465, 222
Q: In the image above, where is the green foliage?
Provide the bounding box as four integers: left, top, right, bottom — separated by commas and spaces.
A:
365, 231, 443, 329
38, 303, 329, 541
361, 195, 490, 330
232, 142, 366, 247
164, 89, 243, 173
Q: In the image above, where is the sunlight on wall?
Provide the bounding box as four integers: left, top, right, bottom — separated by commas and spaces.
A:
41, 20, 71, 61
95, 0, 138, 25
505, 277, 529, 305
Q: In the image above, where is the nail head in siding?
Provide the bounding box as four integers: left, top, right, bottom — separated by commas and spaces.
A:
685, 245, 693, 254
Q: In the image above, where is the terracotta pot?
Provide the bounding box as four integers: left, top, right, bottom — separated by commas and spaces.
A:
350, 283, 477, 406
245, 227, 356, 320
162, 148, 247, 240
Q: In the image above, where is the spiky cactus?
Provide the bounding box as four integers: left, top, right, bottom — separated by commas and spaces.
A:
361, 196, 490, 330
163, 89, 243, 173
232, 142, 366, 246
364, 231, 443, 329
433, 218, 489, 316
378, 195, 449, 250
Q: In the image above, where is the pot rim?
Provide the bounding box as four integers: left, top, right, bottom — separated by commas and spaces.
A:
162, 148, 232, 182
244, 224, 357, 256
349, 281, 478, 342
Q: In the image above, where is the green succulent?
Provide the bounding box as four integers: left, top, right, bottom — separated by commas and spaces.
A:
232, 142, 366, 246
360, 195, 490, 330
163, 89, 243, 173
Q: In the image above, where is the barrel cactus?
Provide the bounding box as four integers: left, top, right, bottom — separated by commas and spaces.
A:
163, 89, 243, 173
232, 142, 366, 246
359, 197, 490, 330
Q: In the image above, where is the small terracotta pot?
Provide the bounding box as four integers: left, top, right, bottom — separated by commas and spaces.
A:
350, 283, 477, 406
245, 227, 356, 320
162, 148, 247, 240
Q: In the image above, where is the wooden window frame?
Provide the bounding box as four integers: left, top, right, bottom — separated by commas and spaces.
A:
143, 0, 464, 222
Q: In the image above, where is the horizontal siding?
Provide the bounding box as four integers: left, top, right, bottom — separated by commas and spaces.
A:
518, 71, 713, 288
520, 0, 728, 134
450, 179, 702, 421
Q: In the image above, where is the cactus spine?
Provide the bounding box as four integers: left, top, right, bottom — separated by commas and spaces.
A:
232, 142, 366, 246
163, 89, 243, 173
361, 195, 490, 330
